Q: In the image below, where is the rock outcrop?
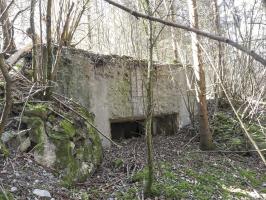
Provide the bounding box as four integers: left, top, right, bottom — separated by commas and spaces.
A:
12, 103, 102, 186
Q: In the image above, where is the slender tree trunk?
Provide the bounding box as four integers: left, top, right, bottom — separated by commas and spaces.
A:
0, 0, 16, 52
45, 0, 52, 98
144, 0, 154, 196
169, 1, 179, 62
50, 2, 75, 82
187, 0, 214, 150
0, 55, 12, 135
212, 0, 223, 111
46, 0, 52, 81
39, 0, 44, 84
30, 0, 38, 82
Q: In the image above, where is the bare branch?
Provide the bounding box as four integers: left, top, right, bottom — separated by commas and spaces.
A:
103, 0, 266, 66
0, 0, 14, 21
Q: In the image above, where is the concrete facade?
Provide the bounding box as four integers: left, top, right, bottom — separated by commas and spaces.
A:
57, 48, 192, 146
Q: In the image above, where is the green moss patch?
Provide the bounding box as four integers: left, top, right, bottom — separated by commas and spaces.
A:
60, 120, 76, 138
211, 112, 266, 152
22, 103, 102, 187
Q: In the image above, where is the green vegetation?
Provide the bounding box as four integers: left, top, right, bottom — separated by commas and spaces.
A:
24, 105, 48, 154
83, 187, 102, 200
60, 120, 76, 138
0, 191, 14, 200
117, 161, 266, 199
23, 103, 103, 187
211, 112, 266, 152
51, 110, 102, 187
0, 141, 9, 157
239, 168, 266, 187
113, 158, 124, 169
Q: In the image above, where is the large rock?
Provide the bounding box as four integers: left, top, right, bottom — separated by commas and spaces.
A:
1, 131, 17, 143
33, 189, 51, 198
23, 104, 102, 186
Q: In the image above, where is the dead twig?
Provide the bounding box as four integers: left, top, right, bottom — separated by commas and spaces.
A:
47, 107, 73, 124
17, 82, 36, 139
180, 133, 199, 151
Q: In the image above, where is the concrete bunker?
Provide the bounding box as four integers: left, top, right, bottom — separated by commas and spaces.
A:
57, 48, 193, 146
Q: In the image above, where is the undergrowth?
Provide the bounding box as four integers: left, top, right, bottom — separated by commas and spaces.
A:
116, 161, 266, 199
211, 112, 266, 152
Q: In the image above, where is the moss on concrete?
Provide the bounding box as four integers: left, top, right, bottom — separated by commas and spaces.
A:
60, 120, 76, 138
26, 104, 48, 119
23, 104, 49, 154
79, 107, 103, 164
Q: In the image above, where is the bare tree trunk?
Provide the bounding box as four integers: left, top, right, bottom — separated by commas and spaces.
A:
263, 0, 266, 10
169, 1, 179, 62
46, 0, 52, 82
50, 2, 75, 82
187, 0, 214, 150
0, 54, 12, 135
45, 0, 52, 98
30, 0, 38, 82
144, 0, 154, 196
0, 0, 16, 52
39, 0, 44, 84
212, 0, 223, 112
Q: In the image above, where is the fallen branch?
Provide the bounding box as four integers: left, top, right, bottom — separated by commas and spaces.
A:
190, 149, 266, 153
6, 43, 32, 66
180, 133, 199, 151
17, 83, 36, 139
103, 0, 266, 66
47, 107, 73, 124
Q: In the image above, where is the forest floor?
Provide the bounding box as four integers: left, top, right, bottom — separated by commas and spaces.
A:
0, 126, 266, 200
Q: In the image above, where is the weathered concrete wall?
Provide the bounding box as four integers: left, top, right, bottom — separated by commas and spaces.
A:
57, 48, 192, 145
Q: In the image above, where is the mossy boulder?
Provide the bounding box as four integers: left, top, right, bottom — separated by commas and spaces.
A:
23, 103, 102, 186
